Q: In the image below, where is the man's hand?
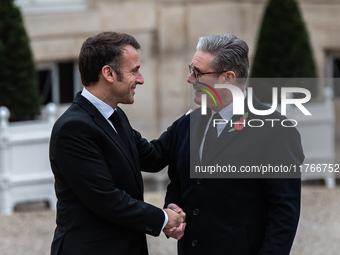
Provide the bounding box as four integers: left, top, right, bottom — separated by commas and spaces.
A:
163, 203, 186, 240
164, 207, 186, 228
167, 203, 183, 214
163, 222, 186, 240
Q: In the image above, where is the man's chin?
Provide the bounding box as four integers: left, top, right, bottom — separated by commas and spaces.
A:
119, 98, 135, 105
193, 97, 201, 105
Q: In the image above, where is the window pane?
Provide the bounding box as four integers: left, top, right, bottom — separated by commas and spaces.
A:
59, 62, 74, 103
333, 59, 340, 98
38, 69, 52, 105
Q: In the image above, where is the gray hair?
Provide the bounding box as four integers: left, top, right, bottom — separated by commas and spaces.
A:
196, 34, 249, 85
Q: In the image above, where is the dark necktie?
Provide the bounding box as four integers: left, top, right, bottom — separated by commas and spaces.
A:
202, 112, 222, 161
109, 111, 131, 152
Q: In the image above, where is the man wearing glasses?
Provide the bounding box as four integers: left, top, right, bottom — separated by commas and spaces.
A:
163, 34, 303, 255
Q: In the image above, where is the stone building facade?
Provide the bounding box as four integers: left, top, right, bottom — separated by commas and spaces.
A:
16, 0, 340, 140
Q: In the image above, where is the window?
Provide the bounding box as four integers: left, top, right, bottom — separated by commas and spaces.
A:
333, 58, 340, 98
38, 68, 52, 105
37, 61, 82, 105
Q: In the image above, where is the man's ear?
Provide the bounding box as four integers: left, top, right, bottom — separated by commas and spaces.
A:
101, 65, 116, 83
223, 71, 236, 84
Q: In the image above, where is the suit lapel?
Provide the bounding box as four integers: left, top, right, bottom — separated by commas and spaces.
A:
74, 93, 143, 192
190, 109, 211, 165
115, 108, 144, 193
115, 108, 139, 165
203, 114, 245, 164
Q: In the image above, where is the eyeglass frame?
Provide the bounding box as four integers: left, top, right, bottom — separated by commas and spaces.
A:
188, 64, 229, 79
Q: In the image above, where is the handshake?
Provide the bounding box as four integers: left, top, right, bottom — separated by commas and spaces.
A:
163, 203, 186, 240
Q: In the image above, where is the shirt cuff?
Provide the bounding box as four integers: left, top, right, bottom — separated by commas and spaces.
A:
161, 209, 169, 231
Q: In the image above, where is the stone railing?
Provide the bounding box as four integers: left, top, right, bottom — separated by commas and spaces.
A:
0, 103, 57, 214
287, 87, 336, 188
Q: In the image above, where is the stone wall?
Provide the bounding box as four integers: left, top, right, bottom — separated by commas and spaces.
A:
18, 0, 340, 139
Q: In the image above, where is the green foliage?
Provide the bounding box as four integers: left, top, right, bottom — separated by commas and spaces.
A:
0, 0, 41, 121
250, 0, 317, 102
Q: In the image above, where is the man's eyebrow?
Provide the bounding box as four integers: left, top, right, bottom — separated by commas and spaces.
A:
193, 66, 202, 73
191, 64, 201, 73
132, 65, 140, 71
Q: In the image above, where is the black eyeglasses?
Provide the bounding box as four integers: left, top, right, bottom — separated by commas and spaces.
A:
188, 64, 228, 79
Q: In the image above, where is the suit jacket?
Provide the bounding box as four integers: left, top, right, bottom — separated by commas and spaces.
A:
165, 94, 304, 255
49, 93, 172, 255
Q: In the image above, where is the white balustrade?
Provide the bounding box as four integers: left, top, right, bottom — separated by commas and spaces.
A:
0, 103, 57, 214
287, 87, 336, 188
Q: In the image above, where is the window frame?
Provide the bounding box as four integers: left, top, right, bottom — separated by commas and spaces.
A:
36, 61, 81, 105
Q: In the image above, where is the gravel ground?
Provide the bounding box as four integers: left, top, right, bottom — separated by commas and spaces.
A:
0, 185, 340, 255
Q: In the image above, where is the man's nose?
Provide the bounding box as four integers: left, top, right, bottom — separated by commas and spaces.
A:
136, 71, 144, 85
187, 72, 196, 84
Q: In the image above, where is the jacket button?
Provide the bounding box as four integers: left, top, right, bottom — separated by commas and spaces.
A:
191, 239, 198, 247
196, 178, 203, 184
193, 208, 199, 216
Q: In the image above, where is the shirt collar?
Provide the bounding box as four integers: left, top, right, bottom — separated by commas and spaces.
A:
81, 87, 115, 119
211, 103, 233, 122
211, 88, 247, 120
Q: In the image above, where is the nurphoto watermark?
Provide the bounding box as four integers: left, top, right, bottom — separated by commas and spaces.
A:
189, 78, 336, 179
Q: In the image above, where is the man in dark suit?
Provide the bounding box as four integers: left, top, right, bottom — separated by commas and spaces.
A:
49, 31, 185, 255
163, 34, 304, 254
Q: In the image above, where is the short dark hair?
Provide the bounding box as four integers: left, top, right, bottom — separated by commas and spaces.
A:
78, 31, 141, 86
197, 34, 249, 85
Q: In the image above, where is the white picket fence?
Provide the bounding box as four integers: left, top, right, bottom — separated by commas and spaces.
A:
0, 88, 336, 214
